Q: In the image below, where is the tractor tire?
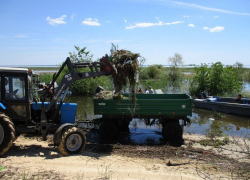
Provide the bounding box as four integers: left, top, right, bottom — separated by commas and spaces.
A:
0, 114, 15, 156
58, 127, 86, 156
162, 120, 183, 146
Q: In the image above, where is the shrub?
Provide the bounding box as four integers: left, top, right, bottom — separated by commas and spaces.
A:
139, 65, 166, 80
190, 62, 244, 97
167, 53, 184, 85
39, 73, 54, 84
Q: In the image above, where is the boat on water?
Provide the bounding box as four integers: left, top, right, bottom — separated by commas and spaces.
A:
193, 97, 250, 117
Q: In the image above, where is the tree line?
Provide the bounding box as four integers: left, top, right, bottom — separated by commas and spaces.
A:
39, 45, 248, 97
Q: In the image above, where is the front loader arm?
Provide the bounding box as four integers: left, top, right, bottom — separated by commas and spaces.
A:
41, 55, 115, 112
38, 55, 115, 139
47, 68, 114, 110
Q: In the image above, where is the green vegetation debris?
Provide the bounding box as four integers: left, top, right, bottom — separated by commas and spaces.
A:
110, 50, 140, 110
96, 50, 140, 110
110, 50, 140, 94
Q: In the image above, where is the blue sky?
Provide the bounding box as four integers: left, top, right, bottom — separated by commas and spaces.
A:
0, 0, 250, 66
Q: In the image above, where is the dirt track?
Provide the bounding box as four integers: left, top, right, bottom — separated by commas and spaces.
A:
0, 133, 249, 180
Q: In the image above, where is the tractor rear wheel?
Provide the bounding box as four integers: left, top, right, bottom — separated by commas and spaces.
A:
162, 120, 183, 146
58, 127, 86, 156
0, 114, 15, 156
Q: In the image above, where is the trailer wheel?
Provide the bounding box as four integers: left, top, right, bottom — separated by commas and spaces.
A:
162, 121, 183, 145
99, 121, 118, 139
58, 127, 86, 156
0, 114, 15, 156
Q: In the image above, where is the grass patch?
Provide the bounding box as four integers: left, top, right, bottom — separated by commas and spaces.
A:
199, 136, 231, 147
200, 126, 231, 147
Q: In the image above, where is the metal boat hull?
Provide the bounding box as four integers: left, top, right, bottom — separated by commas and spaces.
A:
193, 97, 250, 117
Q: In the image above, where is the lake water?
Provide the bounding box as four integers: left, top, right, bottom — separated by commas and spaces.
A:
64, 95, 250, 144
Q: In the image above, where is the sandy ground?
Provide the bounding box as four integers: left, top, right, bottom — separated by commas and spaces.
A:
0, 132, 250, 180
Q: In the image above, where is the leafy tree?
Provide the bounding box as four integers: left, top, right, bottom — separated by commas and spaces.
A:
138, 65, 168, 92
138, 56, 146, 67
167, 53, 184, 85
139, 65, 167, 80
139, 67, 150, 80
69, 46, 93, 63
147, 65, 165, 79
190, 62, 244, 97
189, 63, 210, 95
234, 61, 243, 69
233, 61, 245, 80
223, 66, 243, 95
209, 62, 224, 95
168, 53, 184, 66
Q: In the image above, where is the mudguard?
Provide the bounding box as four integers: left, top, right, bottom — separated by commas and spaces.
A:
53, 123, 74, 146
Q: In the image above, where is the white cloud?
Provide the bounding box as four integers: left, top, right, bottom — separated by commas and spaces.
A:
183, 15, 189, 18
203, 26, 225, 32
71, 13, 76, 20
125, 19, 127, 23
188, 24, 195, 27
46, 15, 67, 25
82, 18, 101, 26
214, 16, 218, 18
210, 26, 225, 32
126, 21, 183, 29
164, 0, 250, 16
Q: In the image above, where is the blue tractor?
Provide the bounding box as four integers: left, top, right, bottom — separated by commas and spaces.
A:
0, 55, 115, 156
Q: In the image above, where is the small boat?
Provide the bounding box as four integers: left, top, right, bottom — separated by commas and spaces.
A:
193, 97, 250, 117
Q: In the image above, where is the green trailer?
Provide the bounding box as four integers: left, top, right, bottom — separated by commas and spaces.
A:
94, 93, 193, 145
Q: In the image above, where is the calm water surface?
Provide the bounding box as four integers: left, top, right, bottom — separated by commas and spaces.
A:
64, 96, 250, 140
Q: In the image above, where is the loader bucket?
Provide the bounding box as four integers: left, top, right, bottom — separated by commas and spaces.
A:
100, 54, 117, 75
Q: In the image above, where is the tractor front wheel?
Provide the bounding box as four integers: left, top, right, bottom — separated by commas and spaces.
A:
58, 127, 86, 156
0, 114, 15, 156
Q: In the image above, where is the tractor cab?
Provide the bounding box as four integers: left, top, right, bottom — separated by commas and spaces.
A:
0, 67, 37, 122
